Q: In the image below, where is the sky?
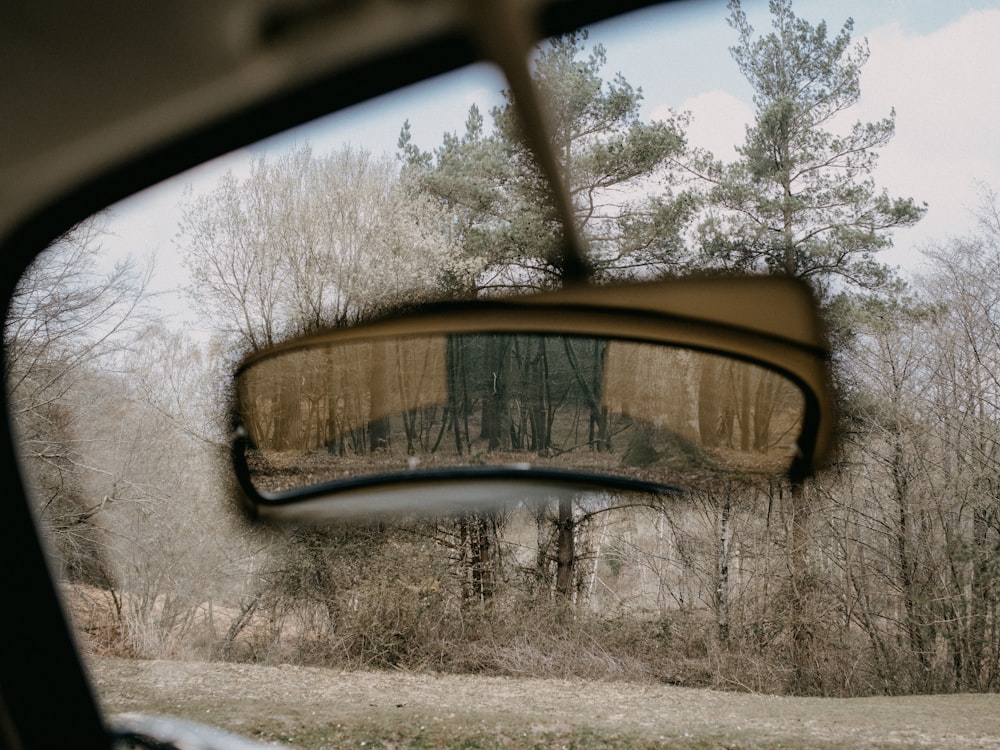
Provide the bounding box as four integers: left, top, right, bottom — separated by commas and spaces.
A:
599, 0, 1000, 269
105, 0, 1000, 326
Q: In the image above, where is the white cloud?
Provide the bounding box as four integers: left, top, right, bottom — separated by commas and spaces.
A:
855, 9, 1000, 266
655, 90, 751, 162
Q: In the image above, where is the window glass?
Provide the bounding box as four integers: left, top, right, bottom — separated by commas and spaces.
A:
9, 2, 1000, 746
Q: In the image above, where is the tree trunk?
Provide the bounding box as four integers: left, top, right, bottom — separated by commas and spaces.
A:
368, 341, 391, 453
716, 492, 731, 643
555, 497, 575, 598
789, 478, 812, 687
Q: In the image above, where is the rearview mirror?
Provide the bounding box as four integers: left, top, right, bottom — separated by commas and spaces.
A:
231, 277, 834, 521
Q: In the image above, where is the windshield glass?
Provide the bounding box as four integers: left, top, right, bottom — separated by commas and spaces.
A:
9, 1, 1000, 747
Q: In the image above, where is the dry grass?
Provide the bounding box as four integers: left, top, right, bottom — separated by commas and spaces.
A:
90, 656, 1000, 749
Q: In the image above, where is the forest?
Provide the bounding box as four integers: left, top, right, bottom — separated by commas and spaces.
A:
6, 0, 998, 697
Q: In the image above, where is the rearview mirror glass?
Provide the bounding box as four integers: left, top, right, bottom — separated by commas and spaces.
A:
238, 332, 804, 485
230, 278, 834, 520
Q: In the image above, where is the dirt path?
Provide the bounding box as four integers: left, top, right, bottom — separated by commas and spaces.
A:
90, 657, 1000, 749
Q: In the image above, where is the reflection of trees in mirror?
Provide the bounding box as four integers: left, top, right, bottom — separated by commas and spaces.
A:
238, 334, 804, 496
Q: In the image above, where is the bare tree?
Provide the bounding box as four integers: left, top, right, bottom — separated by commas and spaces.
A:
177, 143, 469, 354
916, 199, 1000, 690
5, 215, 152, 583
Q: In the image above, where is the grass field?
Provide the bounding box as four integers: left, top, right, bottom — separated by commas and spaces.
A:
90, 657, 1000, 749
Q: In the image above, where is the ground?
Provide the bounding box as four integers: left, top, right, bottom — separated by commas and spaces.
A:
89, 656, 1000, 749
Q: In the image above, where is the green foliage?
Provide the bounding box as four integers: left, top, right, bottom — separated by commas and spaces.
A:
696, 0, 925, 293
400, 31, 692, 292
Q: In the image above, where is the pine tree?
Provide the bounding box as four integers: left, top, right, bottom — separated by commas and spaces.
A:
399, 30, 692, 294
697, 0, 925, 296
